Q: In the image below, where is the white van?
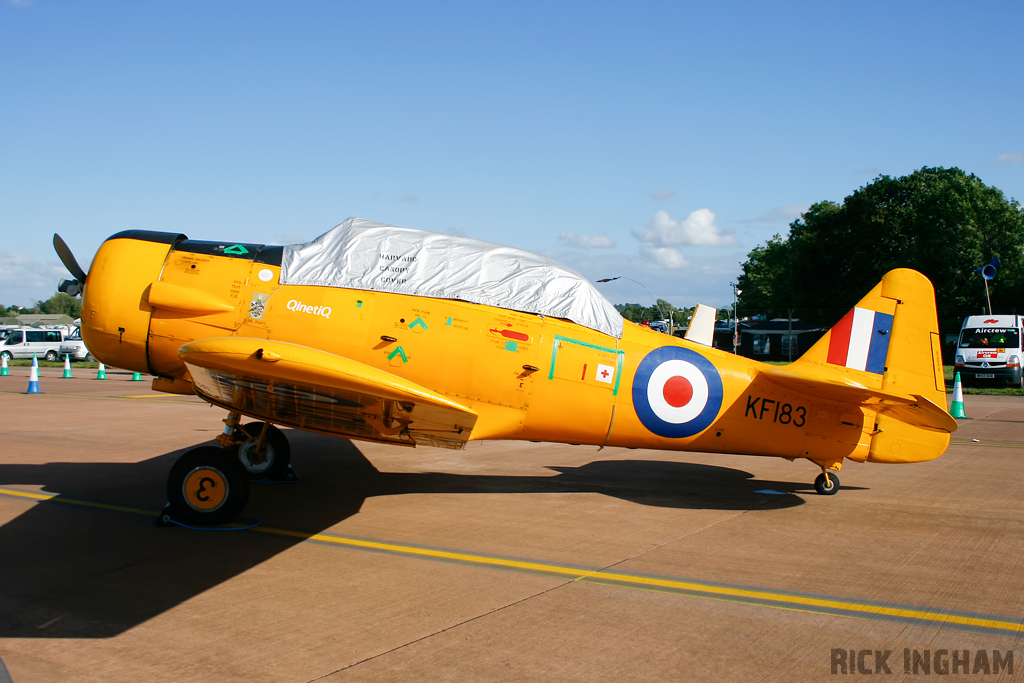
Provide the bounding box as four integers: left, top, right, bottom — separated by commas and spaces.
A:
954, 315, 1024, 387
59, 327, 94, 361
0, 327, 65, 362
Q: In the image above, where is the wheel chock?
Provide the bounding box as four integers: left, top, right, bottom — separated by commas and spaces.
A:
254, 465, 301, 484
155, 503, 178, 527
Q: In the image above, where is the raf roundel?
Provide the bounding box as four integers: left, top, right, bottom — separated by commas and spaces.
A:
632, 346, 724, 438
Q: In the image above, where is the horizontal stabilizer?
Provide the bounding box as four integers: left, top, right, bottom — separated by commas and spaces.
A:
759, 364, 957, 433
179, 337, 477, 449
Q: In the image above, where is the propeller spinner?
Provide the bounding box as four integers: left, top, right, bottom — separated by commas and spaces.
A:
54, 233, 88, 297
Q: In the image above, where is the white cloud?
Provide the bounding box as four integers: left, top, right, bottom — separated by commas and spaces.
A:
558, 231, 616, 249
641, 244, 688, 269
629, 209, 737, 270
633, 209, 737, 248
998, 153, 1024, 165
650, 189, 676, 201
0, 250, 68, 306
0, 250, 66, 288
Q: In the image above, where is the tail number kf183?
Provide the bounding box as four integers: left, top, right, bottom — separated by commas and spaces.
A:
745, 396, 806, 427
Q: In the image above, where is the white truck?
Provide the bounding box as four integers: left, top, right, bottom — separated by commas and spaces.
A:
954, 315, 1024, 388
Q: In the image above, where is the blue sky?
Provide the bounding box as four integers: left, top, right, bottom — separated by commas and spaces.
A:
2, 0, 1022, 312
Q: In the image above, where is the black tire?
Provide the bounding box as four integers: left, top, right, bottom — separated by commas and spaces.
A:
44, 350, 59, 362
0, 351, 11, 361
814, 472, 840, 495
166, 447, 250, 525
232, 422, 291, 480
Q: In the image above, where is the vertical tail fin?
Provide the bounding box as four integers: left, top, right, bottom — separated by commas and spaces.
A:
793, 268, 946, 408
791, 269, 951, 464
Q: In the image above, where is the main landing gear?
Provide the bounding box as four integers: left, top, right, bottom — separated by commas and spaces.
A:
161, 412, 295, 526
813, 470, 841, 495
165, 447, 250, 526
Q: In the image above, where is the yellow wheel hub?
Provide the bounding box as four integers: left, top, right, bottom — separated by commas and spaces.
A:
183, 467, 228, 511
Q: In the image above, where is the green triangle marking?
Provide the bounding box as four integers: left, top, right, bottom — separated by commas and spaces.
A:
387, 346, 409, 363
410, 317, 428, 331
224, 244, 250, 255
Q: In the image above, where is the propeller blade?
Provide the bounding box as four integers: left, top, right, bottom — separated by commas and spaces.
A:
53, 233, 88, 282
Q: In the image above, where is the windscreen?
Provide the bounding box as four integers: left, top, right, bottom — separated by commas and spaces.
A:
958, 328, 1020, 348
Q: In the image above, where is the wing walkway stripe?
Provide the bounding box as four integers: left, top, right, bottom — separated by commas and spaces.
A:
1, 486, 1022, 636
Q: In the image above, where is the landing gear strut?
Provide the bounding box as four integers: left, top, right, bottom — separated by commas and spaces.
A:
229, 421, 293, 481
217, 413, 294, 481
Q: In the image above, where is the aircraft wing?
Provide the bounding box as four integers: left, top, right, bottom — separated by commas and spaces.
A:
178, 338, 478, 449
758, 365, 958, 433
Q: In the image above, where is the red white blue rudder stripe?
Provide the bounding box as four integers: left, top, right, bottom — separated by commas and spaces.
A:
826, 307, 894, 374
632, 347, 723, 438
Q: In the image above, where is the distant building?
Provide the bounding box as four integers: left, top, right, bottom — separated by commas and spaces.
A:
16, 314, 75, 326
674, 318, 826, 361
674, 321, 753, 352
738, 318, 826, 362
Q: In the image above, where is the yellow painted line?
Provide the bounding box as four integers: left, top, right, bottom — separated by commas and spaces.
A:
256, 526, 1024, 634
951, 439, 1024, 449
0, 487, 152, 516
2, 485, 1022, 635
0, 390, 201, 403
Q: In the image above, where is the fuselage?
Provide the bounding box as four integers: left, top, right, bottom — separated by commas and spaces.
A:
79, 230, 915, 466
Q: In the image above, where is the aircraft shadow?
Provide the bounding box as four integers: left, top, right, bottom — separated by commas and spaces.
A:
0, 431, 809, 639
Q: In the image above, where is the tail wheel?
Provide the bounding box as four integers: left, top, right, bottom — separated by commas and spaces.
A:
814, 472, 840, 495
166, 447, 250, 525
232, 422, 291, 480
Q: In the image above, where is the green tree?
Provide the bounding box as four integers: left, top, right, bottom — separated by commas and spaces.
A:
37, 293, 82, 318
614, 300, 692, 326
737, 167, 1024, 330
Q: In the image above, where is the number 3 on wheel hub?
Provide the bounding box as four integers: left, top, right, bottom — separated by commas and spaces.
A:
166, 447, 250, 525
183, 466, 229, 512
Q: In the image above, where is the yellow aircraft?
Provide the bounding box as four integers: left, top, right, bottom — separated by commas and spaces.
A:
52, 218, 955, 525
